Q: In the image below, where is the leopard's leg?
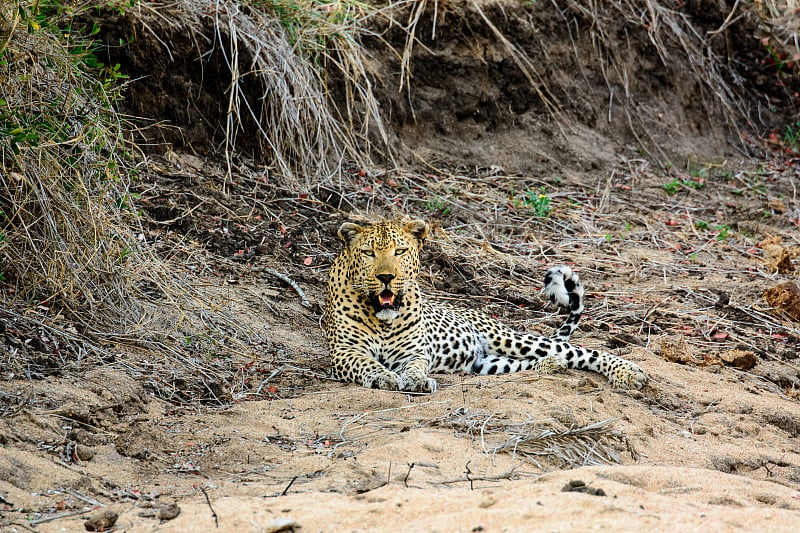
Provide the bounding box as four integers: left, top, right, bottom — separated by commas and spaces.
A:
564, 344, 648, 390
471, 331, 647, 390
330, 346, 402, 391
330, 347, 436, 393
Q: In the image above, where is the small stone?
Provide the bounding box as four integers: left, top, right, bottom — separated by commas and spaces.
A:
84, 509, 118, 531
158, 503, 181, 521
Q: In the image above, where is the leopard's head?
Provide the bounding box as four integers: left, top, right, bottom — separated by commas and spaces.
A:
337, 219, 428, 322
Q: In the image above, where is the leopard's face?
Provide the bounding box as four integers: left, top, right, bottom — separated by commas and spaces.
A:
336, 220, 428, 322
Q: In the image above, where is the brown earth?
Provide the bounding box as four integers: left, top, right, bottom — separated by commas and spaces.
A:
2, 1, 800, 532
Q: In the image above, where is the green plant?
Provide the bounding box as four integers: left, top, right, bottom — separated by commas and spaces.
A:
526, 190, 552, 217
663, 177, 705, 195
694, 220, 730, 240
0, 0, 147, 331
761, 39, 792, 74
512, 189, 552, 217
426, 197, 451, 216
115, 193, 141, 211
605, 222, 632, 243
784, 121, 800, 148
689, 167, 708, 179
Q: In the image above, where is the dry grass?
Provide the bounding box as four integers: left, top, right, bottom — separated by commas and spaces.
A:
0, 2, 268, 402
0, 1, 144, 331
143, 0, 398, 187
757, 0, 800, 72
430, 408, 633, 468
324, 401, 631, 469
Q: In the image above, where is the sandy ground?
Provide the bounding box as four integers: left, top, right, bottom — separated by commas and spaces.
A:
2, 277, 799, 532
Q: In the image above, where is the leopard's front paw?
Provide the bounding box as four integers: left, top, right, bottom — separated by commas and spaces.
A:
364, 371, 401, 391
397, 374, 437, 394
608, 362, 648, 390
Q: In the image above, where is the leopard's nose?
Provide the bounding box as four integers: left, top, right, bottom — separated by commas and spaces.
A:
376, 273, 395, 284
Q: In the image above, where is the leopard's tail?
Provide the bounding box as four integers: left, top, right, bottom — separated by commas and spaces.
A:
543, 266, 584, 341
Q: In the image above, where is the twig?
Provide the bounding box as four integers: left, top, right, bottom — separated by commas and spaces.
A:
281, 476, 298, 496
403, 463, 415, 488
198, 485, 218, 528
4, 520, 38, 532
65, 488, 105, 508
265, 268, 312, 308
431, 468, 521, 486
29, 508, 94, 525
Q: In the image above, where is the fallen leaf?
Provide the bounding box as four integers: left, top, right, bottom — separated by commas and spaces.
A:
768, 198, 786, 214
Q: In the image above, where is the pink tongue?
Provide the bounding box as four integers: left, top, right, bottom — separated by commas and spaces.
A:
379, 293, 394, 306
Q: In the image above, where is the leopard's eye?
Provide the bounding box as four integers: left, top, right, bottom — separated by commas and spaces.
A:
395, 248, 408, 256
361, 249, 375, 257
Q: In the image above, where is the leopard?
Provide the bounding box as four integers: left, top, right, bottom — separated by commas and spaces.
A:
323, 219, 648, 393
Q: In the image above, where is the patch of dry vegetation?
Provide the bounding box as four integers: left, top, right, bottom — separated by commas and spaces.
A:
0, 1, 146, 330
0, 1, 265, 401
198, 0, 392, 183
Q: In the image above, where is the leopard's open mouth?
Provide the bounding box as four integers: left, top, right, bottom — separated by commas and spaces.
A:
370, 289, 403, 314
378, 289, 395, 307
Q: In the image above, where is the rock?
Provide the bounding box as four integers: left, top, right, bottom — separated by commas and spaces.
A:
158, 503, 181, 521
84, 509, 118, 531
262, 518, 301, 532
561, 479, 606, 496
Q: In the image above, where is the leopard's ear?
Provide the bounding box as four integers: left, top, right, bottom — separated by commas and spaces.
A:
404, 219, 428, 243
338, 222, 363, 244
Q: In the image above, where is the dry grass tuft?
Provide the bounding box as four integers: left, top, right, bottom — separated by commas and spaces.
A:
0, 2, 268, 402
756, 0, 800, 74
430, 408, 633, 468
0, 1, 145, 332
148, 0, 396, 187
